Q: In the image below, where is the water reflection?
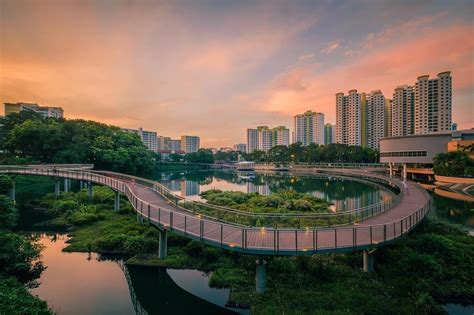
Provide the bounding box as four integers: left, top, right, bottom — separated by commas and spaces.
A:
156, 170, 392, 212
30, 234, 238, 315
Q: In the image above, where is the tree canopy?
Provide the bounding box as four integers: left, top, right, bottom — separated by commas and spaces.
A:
0, 113, 158, 175
433, 151, 474, 177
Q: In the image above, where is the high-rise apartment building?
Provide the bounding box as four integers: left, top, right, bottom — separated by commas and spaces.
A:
414, 71, 452, 134
293, 110, 325, 145
246, 129, 258, 153
122, 127, 158, 152
170, 139, 182, 153
365, 90, 386, 149
233, 143, 247, 152
336, 90, 362, 146
257, 126, 273, 152
4, 102, 64, 118
157, 136, 171, 152
272, 126, 290, 147
181, 135, 200, 153
324, 123, 334, 144
246, 126, 290, 153
391, 85, 414, 137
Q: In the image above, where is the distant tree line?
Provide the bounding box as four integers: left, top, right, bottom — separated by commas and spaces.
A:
0, 111, 158, 175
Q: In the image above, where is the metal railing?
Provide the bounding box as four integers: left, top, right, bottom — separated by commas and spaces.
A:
0, 165, 431, 256
93, 169, 401, 228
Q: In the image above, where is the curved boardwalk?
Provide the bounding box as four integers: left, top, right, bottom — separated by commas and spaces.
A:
1, 165, 430, 256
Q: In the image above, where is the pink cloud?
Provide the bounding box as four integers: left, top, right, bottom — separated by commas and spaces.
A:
256, 24, 474, 127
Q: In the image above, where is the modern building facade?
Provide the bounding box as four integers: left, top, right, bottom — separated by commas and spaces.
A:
391, 85, 414, 137
157, 136, 171, 152
246, 129, 258, 153
181, 135, 200, 153
272, 126, 290, 147
247, 126, 290, 153
324, 123, 334, 144
170, 139, 182, 153
365, 90, 386, 149
380, 129, 473, 165
122, 127, 158, 152
233, 143, 247, 152
414, 71, 452, 135
293, 110, 325, 145
4, 102, 64, 118
336, 90, 362, 146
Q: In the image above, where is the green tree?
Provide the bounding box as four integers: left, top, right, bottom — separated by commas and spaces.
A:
0, 195, 18, 229
433, 151, 474, 177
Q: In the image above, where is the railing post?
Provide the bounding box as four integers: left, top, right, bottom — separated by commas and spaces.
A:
383, 225, 387, 244
370, 226, 373, 245
220, 225, 223, 247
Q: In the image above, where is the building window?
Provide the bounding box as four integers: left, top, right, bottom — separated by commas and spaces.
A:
380, 151, 428, 157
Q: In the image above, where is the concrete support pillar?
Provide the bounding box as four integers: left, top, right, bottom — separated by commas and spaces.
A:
114, 191, 120, 211
363, 250, 374, 273
255, 258, 267, 294
389, 163, 393, 178
54, 180, 60, 197
402, 164, 407, 182
88, 182, 93, 200
159, 230, 168, 259
64, 178, 69, 192
80, 181, 84, 190
9, 178, 16, 205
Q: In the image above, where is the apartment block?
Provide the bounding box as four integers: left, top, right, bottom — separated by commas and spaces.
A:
122, 127, 158, 152
181, 135, 200, 153
336, 90, 362, 146
293, 110, 325, 145
414, 71, 452, 134
365, 90, 386, 149
4, 102, 64, 118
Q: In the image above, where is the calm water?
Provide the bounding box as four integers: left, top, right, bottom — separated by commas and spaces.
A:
155, 170, 394, 212
30, 234, 237, 315
27, 171, 473, 314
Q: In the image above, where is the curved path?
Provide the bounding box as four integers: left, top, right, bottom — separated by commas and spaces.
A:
1, 165, 430, 256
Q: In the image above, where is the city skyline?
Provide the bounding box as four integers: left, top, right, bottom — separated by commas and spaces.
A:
1, 1, 473, 147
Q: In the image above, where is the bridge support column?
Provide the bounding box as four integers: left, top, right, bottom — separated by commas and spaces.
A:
80, 181, 84, 190
114, 191, 120, 211
389, 163, 393, 178
256, 258, 267, 294
54, 180, 61, 197
363, 250, 375, 273
9, 178, 16, 205
159, 230, 168, 259
402, 163, 407, 182
64, 178, 69, 193
88, 182, 93, 200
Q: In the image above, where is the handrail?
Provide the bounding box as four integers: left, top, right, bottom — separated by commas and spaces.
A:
0, 165, 431, 256
91, 169, 401, 227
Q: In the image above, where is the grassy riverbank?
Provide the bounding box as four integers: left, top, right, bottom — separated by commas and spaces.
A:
27, 185, 474, 314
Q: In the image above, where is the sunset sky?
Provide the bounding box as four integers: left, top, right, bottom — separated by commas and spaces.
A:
1, 0, 473, 147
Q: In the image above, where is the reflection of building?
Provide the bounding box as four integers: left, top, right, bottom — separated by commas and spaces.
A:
122, 127, 158, 152
247, 182, 270, 195
4, 102, 64, 118
181, 180, 200, 196
181, 135, 200, 153
168, 180, 182, 192
293, 110, 325, 145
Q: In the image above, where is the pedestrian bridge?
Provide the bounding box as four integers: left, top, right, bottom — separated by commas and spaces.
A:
1, 164, 431, 293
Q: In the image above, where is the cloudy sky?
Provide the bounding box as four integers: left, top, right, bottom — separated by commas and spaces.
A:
1, 0, 473, 147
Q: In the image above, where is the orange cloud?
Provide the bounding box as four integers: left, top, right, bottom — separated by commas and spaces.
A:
256, 24, 474, 126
